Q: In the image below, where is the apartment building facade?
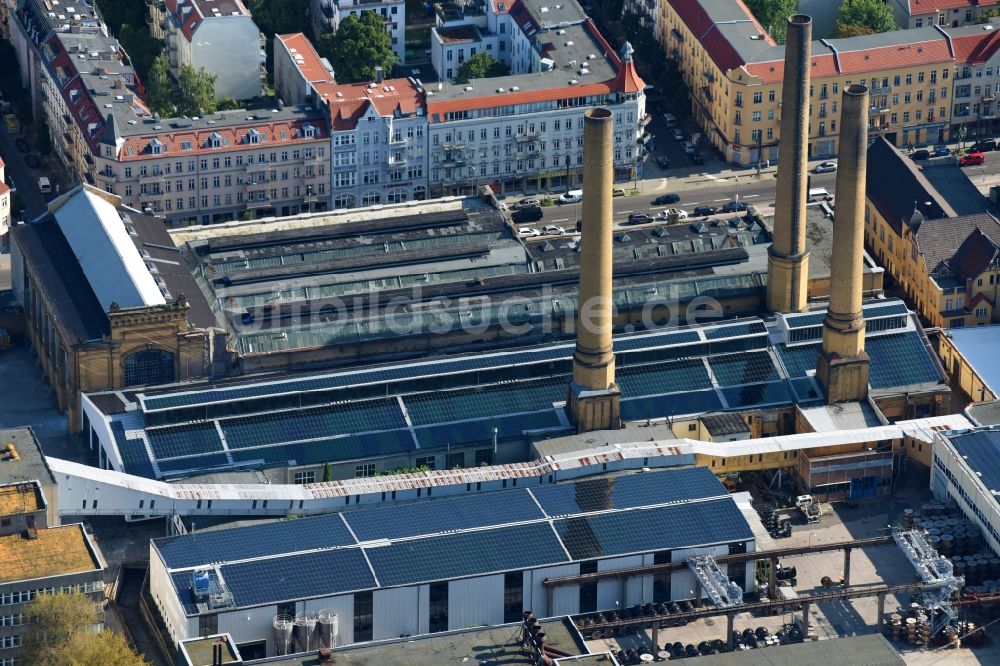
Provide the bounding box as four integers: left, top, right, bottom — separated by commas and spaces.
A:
950, 25, 1000, 139
310, 0, 406, 63
0, 157, 9, 241
659, 0, 956, 165
889, 0, 1000, 30
12, 0, 332, 225
150, 0, 264, 101
276, 33, 428, 207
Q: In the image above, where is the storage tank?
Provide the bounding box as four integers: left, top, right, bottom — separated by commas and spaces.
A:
293, 613, 318, 652
192, 570, 211, 602
315, 609, 339, 648
272, 615, 294, 656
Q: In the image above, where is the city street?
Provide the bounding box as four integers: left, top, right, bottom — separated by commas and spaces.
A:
0, 125, 47, 220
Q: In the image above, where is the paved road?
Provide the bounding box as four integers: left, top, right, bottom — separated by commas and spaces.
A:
0, 125, 47, 220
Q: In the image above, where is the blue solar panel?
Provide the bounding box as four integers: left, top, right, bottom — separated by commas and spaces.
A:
708, 351, 779, 386
413, 410, 566, 449
620, 389, 723, 421
157, 454, 231, 475
721, 381, 793, 409
366, 522, 569, 587
617, 359, 713, 396
784, 311, 826, 330
773, 343, 818, 378
223, 547, 375, 607
111, 422, 156, 478
614, 329, 701, 351
866, 332, 943, 388
947, 430, 1000, 495
404, 378, 567, 426
147, 423, 224, 460
553, 498, 754, 560
345, 490, 545, 541
155, 514, 357, 569
704, 321, 767, 340
529, 468, 727, 517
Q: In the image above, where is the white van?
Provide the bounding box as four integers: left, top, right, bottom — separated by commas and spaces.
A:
558, 189, 583, 204
37, 176, 51, 194
808, 187, 832, 202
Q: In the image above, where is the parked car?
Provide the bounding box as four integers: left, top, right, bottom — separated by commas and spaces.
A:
656, 156, 671, 168
557, 190, 583, 204
542, 225, 566, 235
960, 152, 986, 166
693, 205, 719, 216
24, 154, 40, 169
512, 207, 543, 224
517, 227, 541, 237
813, 160, 837, 173
513, 197, 540, 210
722, 200, 749, 212
688, 153, 704, 165
670, 128, 685, 141
663, 113, 678, 128
612, 187, 626, 197
626, 212, 653, 225
909, 149, 930, 161
680, 141, 696, 155
970, 139, 997, 153
14, 138, 29, 153
653, 193, 680, 205
657, 208, 688, 220
933, 145, 951, 157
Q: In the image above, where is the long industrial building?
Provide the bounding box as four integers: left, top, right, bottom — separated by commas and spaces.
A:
79, 298, 947, 484
148, 467, 756, 658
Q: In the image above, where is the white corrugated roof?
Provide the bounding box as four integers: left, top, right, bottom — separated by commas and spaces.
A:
53, 188, 165, 310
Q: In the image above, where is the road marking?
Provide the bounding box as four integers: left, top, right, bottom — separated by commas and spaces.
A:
713, 198, 729, 202
742, 194, 760, 198
620, 209, 633, 214
549, 217, 569, 223
687, 201, 701, 206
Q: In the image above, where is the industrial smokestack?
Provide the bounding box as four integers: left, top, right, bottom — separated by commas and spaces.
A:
567, 107, 621, 433
816, 84, 870, 404
767, 15, 813, 313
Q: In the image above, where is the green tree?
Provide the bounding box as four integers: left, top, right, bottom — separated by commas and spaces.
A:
177, 65, 217, 116
22, 591, 103, 665
247, 0, 311, 79
836, 0, 896, 35
117, 23, 162, 85
745, 0, 798, 45
323, 462, 332, 482
454, 52, 510, 83
145, 55, 174, 116
217, 97, 241, 111
831, 21, 875, 38
52, 630, 148, 665
317, 12, 398, 83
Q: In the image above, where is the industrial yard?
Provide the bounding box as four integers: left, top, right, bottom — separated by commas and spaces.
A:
582, 472, 1000, 664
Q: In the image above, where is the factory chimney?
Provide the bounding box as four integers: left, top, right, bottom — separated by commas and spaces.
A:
816, 84, 871, 403
567, 107, 621, 432
767, 15, 813, 313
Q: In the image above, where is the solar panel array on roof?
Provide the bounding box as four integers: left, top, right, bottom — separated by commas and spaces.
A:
785, 300, 910, 329
620, 390, 724, 420
157, 513, 355, 570
704, 321, 767, 340
529, 467, 726, 517
866, 333, 943, 388
708, 351, 779, 386
158, 467, 752, 611
616, 359, 713, 396
946, 429, 1000, 495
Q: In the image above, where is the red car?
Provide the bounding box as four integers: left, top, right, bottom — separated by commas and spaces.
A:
960, 152, 986, 166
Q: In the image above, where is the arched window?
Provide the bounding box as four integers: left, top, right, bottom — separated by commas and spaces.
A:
123, 348, 175, 387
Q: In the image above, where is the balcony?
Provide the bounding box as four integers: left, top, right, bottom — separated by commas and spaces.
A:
246, 162, 270, 173
246, 198, 273, 209
442, 143, 466, 152
389, 136, 407, 145
514, 132, 540, 142
388, 157, 407, 166
869, 86, 892, 95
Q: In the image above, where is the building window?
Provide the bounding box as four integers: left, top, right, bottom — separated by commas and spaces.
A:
446, 452, 464, 469
653, 550, 672, 602
198, 613, 218, 637
354, 590, 373, 642
503, 571, 523, 622
355, 464, 375, 477
415, 456, 436, 470
579, 561, 598, 613
474, 449, 493, 466
293, 471, 315, 484
123, 349, 175, 387
976, 307, 988, 318
428, 582, 449, 632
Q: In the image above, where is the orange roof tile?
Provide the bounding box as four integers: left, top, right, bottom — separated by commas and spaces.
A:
910, 0, 997, 12
427, 81, 617, 121
614, 59, 646, 94
952, 29, 1000, 65
277, 33, 334, 84
314, 78, 424, 131
117, 118, 327, 161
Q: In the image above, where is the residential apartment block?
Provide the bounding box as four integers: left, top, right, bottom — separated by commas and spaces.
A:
149, 0, 264, 101
889, 0, 999, 30
659, 0, 959, 165
11, 0, 331, 225
863, 136, 1000, 328
0, 157, 9, 241
950, 24, 1000, 139
277, 0, 646, 204
276, 33, 427, 206
311, 0, 406, 63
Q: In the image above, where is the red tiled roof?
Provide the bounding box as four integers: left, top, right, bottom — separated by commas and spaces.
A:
314, 78, 424, 130
614, 59, 646, 94
427, 81, 618, 120
666, 0, 774, 74
746, 38, 951, 84
952, 29, 1000, 65
909, 0, 998, 13
277, 33, 334, 84
117, 118, 328, 161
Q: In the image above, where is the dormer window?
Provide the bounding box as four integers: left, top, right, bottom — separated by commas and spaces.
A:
181, 140, 192, 150
246, 128, 260, 144
149, 138, 166, 155
303, 123, 316, 139
207, 132, 223, 148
